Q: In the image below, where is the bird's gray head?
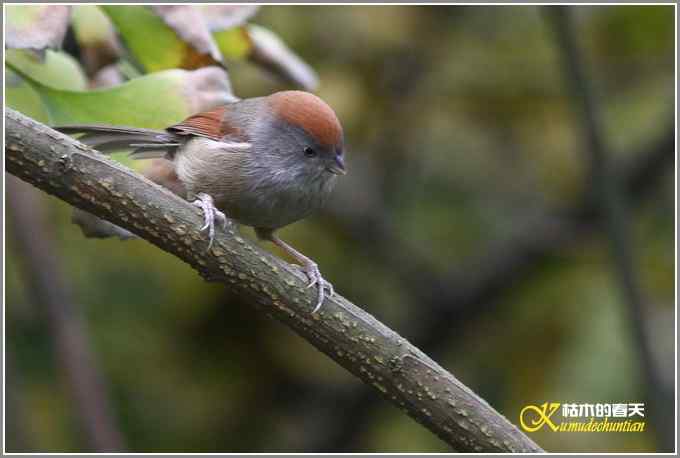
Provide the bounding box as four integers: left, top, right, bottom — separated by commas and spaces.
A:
253, 91, 346, 184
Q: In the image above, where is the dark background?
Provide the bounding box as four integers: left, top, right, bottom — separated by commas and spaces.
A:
5, 5, 676, 452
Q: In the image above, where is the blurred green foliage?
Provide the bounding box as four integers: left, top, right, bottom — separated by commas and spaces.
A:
5, 5, 675, 453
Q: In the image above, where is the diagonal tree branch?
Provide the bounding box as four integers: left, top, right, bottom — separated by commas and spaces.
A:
5, 108, 544, 453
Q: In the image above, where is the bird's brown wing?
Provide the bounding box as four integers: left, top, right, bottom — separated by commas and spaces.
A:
166, 106, 245, 141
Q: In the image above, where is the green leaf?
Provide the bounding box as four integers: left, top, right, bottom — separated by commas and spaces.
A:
100, 5, 220, 72
213, 27, 252, 59
6, 49, 87, 90
5, 49, 86, 124
7, 62, 235, 128
5, 69, 49, 123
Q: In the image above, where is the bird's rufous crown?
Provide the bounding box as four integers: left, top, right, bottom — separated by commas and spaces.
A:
268, 91, 343, 147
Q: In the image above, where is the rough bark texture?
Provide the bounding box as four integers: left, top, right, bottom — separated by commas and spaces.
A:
5, 108, 544, 453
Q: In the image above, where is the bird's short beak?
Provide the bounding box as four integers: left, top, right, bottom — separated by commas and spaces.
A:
327, 155, 347, 175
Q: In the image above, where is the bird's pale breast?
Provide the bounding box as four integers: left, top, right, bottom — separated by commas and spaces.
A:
175, 137, 336, 230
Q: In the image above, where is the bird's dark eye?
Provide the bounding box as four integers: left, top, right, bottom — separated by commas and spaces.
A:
304, 146, 317, 158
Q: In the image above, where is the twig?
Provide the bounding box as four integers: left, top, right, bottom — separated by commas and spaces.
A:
7, 176, 126, 452
5, 108, 544, 453
546, 6, 673, 451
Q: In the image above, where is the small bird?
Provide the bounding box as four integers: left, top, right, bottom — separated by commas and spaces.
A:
57, 90, 346, 312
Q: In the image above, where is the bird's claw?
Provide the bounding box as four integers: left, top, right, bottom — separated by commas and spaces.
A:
191, 193, 227, 250
302, 262, 334, 313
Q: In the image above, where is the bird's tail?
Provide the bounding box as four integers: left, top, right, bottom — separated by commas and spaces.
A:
55, 125, 181, 160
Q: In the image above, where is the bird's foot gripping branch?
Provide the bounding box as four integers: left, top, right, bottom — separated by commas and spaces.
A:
5, 108, 544, 453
